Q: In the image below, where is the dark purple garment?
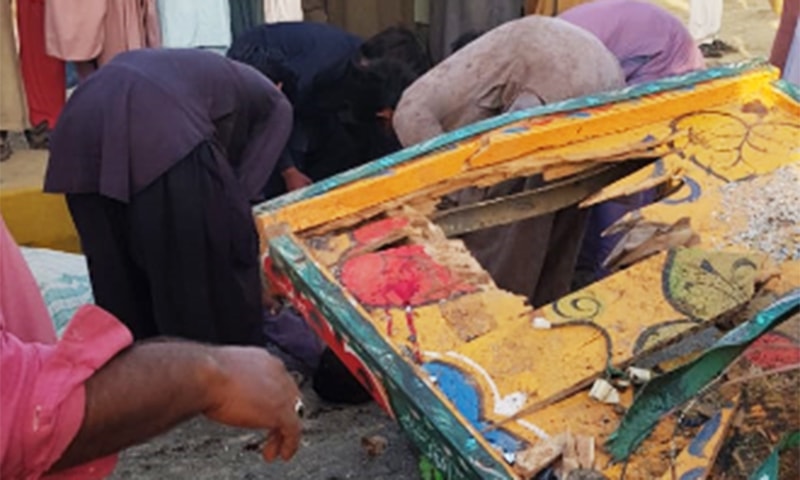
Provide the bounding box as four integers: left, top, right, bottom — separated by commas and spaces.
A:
44, 48, 292, 203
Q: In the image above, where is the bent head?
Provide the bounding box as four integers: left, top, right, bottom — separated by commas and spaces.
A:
360, 26, 431, 76
349, 58, 418, 129
227, 44, 300, 103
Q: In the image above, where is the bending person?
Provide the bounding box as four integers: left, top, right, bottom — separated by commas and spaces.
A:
393, 16, 624, 306
228, 23, 419, 197
560, 0, 706, 281
771, 0, 800, 84
45, 49, 293, 345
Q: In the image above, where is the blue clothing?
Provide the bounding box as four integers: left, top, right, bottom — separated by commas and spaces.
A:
229, 22, 362, 110
229, 22, 365, 195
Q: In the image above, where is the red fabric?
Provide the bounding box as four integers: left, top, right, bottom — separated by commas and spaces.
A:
17, 0, 65, 128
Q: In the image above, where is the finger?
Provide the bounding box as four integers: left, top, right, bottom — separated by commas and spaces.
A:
262, 431, 283, 462
278, 415, 303, 460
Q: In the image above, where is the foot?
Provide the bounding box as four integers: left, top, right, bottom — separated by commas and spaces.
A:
0, 131, 11, 162
699, 43, 723, 58
711, 39, 738, 54
25, 121, 50, 150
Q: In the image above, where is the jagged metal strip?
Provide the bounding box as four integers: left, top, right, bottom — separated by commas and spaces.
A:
254, 59, 769, 216
606, 289, 800, 462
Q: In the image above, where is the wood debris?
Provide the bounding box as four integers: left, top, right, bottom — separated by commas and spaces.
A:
360, 435, 389, 458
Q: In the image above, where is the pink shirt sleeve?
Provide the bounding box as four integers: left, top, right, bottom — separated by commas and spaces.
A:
1, 305, 133, 480
0, 217, 57, 344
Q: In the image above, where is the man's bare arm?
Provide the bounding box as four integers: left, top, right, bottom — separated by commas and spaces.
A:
50, 343, 302, 471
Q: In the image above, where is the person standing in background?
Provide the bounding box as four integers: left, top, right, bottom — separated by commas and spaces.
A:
230, 0, 263, 40
264, 0, 303, 23
0, 0, 28, 160
771, 0, 800, 84
157, 0, 229, 52
428, 0, 522, 62
45, 0, 160, 80
17, 0, 64, 149
688, 0, 737, 58
525, 0, 591, 16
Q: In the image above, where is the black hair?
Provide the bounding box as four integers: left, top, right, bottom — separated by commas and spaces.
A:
226, 43, 300, 103
349, 58, 418, 121
360, 26, 431, 75
450, 30, 484, 54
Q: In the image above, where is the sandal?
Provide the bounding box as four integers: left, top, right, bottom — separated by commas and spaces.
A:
25, 121, 50, 150
699, 43, 722, 58
711, 39, 738, 54
0, 131, 11, 162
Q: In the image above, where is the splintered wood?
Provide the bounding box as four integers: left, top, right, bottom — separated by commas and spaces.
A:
258, 65, 800, 479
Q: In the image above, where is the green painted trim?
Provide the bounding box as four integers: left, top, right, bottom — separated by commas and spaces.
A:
774, 79, 800, 102
254, 59, 769, 215
268, 234, 515, 480
749, 431, 800, 480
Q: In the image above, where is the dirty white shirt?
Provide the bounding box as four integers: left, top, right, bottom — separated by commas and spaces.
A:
392, 16, 625, 147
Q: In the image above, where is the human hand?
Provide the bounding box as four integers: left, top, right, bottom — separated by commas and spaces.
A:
203, 347, 302, 462
282, 167, 313, 191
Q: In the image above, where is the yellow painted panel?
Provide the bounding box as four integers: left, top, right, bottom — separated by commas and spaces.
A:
266, 141, 481, 233
468, 68, 777, 169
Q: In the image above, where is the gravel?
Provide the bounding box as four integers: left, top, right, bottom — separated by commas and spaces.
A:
713, 165, 800, 263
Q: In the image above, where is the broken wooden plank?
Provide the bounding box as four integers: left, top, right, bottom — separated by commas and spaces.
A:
256, 63, 800, 480
660, 396, 741, 480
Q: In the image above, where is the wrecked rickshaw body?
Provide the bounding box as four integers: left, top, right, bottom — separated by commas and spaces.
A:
255, 61, 800, 479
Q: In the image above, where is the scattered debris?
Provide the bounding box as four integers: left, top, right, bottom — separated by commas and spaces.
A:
589, 379, 621, 405
514, 434, 567, 478
532, 317, 552, 329
612, 378, 632, 390
603, 216, 698, 271
565, 469, 609, 480
514, 432, 597, 479
607, 290, 800, 461
560, 434, 596, 476
360, 435, 389, 458
714, 165, 800, 263
626, 367, 653, 385
664, 396, 740, 480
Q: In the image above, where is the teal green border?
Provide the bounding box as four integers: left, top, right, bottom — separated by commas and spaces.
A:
775, 78, 800, 102
254, 59, 770, 216
269, 235, 514, 479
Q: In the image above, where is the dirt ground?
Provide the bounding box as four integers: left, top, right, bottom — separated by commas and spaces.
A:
3, 1, 779, 479
108, 2, 782, 480
109, 389, 420, 480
